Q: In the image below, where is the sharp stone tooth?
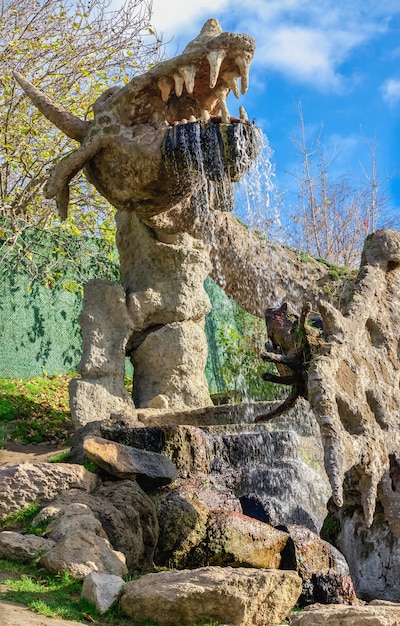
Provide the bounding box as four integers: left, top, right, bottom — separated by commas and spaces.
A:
173, 73, 184, 97
217, 87, 230, 124
239, 106, 248, 122
200, 110, 211, 122
207, 50, 226, 88
235, 55, 251, 94
180, 66, 196, 94
222, 71, 240, 99
189, 115, 197, 122
158, 77, 173, 102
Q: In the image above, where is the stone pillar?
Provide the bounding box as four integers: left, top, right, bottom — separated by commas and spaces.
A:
69, 279, 136, 428
116, 211, 213, 410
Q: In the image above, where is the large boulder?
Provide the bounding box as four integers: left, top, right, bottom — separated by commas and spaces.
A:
83, 435, 177, 489
0, 463, 98, 520
291, 600, 400, 625
153, 480, 287, 569
0, 531, 55, 562
33, 480, 158, 573
188, 510, 288, 569
281, 525, 358, 606
38, 501, 127, 579
119, 566, 302, 626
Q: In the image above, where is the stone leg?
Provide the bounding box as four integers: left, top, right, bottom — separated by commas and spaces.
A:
116, 211, 213, 410
69, 279, 136, 429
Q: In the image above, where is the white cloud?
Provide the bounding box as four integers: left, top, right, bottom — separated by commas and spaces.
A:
148, 0, 400, 93
381, 79, 400, 106
150, 0, 229, 42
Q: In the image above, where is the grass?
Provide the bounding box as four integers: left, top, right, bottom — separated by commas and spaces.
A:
0, 373, 134, 446
0, 375, 73, 444
0, 559, 220, 625
0, 502, 43, 534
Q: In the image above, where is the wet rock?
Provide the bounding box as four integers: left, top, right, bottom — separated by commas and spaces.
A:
207, 423, 329, 533
279, 524, 357, 606
83, 435, 177, 489
192, 510, 288, 569
0, 463, 98, 520
119, 566, 302, 626
81, 572, 125, 613
153, 481, 210, 568
291, 601, 400, 625
0, 531, 55, 562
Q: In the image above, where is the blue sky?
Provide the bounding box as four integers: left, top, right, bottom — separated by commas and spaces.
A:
150, 0, 400, 225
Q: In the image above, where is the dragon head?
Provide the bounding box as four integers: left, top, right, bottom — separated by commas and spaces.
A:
14, 19, 260, 221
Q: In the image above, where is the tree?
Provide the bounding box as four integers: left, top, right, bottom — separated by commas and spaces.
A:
287, 104, 391, 268
0, 0, 161, 281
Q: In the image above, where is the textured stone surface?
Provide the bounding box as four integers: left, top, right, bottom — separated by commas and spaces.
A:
40, 531, 128, 579
0, 531, 55, 562
308, 230, 400, 527
0, 463, 98, 520
132, 320, 211, 410
291, 601, 400, 625
81, 572, 125, 613
37, 500, 128, 578
154, 196, 337, 317
33, 481, 158, 573
284, 525, 357, 606
83, 435, 177, 489
69, 279, 137, 428
196, 510, 289, 569
120, 566, 302, 626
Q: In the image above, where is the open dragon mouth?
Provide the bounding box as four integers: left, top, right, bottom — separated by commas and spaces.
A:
13, 18, 259, 220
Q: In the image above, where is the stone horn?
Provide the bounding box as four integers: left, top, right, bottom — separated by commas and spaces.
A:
13, 71, 89, 142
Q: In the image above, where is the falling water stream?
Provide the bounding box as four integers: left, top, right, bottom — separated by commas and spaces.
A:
162, 120, 331, 534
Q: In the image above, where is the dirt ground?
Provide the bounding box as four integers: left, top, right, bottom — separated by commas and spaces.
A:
0, 599, 85, 626
0, 442, 69, 467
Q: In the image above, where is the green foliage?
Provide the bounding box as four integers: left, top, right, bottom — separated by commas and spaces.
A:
48, 449, 71, 463
217, 306, 283, 402
320, 514, 341, 545
0, 503, 42, 534
0, 375, 73, 444
0, 0, 163, 303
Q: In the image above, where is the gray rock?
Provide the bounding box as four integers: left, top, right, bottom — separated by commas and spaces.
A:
34, 481, 158, 573
34, 499, 127, 578
0, 531, 55, 562
119, 566, 302, 626
291, 601, 400, 625
0, 463, 98, 520
40, 531, 128, 579
81, 572, 125, 613
69, 279, 138, 429
83, 435, 177, 489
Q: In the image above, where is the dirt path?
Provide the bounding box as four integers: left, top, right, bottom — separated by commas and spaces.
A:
0, 599, 86, 626
0, 443, 69, 467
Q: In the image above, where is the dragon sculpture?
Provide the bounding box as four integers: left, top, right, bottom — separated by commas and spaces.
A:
14, 20, 400, 565
13, 18, 258, 222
